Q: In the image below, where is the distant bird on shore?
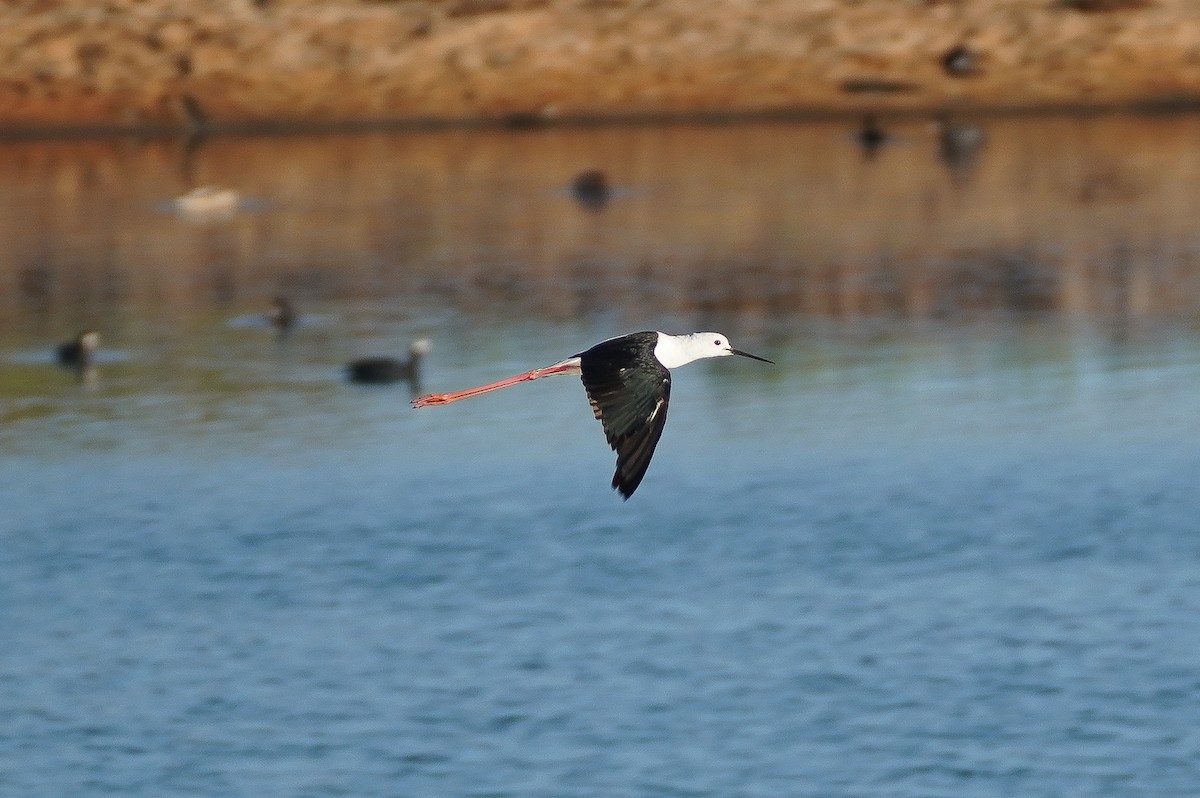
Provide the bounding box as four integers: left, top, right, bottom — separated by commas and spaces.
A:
57, 330, 100, 369
571, 169, 611, 211
267, 296, 296, 336
347, 339, 432, 386
413, 331, 773, 499
941, 44, 980, 77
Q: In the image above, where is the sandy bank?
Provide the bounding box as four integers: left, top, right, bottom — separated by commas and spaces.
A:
2, 0, 1200, 132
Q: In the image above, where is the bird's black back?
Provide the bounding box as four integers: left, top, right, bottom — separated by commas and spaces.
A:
571, 169, 610, 211
577, 332, 670, 499
346, 357, 409, 384
57, 334, 94, 368
56, 341, 82, 366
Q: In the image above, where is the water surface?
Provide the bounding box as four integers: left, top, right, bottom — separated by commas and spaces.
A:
3, 115, 1200, 797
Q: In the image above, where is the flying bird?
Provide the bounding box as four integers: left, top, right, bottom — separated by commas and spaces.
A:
412, 331, 772, 499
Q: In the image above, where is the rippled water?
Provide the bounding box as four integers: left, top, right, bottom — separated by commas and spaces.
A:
4, 116, 1200, 796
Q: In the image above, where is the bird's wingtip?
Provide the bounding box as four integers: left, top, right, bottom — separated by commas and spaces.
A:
612, 475, 637, 500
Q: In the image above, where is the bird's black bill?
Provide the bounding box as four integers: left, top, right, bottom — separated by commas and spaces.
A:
731, 348, 774, 364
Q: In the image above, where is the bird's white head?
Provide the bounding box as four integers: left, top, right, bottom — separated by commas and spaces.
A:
655, 332, 773, 369
79, 330, 101, 351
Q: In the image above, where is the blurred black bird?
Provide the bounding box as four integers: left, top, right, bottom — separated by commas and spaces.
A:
856, 114, 890, 159
346, 339, 432, 385
57, 330, 100, 369
268, 296, 296, 336
941, 44, 980, 77
571, 169, 611, 211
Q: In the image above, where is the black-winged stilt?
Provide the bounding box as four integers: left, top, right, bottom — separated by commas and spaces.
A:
347, 339, 432, 385
57, 330, 100, 369
413, 331, 772, 499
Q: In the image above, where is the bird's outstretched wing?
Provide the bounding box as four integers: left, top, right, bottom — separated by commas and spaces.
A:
578, 342, 671, 499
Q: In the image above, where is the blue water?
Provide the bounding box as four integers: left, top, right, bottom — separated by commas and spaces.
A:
4, 308, 1200, 797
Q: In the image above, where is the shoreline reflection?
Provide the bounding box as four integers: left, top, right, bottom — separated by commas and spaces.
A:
0, 114, 1198, 326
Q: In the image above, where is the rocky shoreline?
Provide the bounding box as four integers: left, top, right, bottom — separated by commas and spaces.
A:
2, 0, 1199, 133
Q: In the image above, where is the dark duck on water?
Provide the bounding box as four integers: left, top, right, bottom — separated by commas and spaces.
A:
570, 169, 611, 211
268, 296, 296, 336
346, 339, 432, 385
57, 330, 100, 369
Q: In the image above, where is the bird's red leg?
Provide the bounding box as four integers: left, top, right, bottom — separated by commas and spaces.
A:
412, 360, 581, 408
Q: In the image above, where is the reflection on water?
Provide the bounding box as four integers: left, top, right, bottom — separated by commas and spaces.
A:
2, 114, 1200, 331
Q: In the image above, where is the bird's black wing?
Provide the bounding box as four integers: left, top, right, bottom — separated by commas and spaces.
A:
578, 340, 671, 499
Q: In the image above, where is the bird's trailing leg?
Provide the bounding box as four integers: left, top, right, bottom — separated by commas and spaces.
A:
412, 358, 582, 408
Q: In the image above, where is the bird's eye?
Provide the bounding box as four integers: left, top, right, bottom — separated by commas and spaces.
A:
714, 339, 721, 346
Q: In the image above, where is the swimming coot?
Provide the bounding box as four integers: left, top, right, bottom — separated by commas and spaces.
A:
268, 296, 296, 335
57, 330, 100, 369
346, 339, 432, 384
571, 169, 611, 211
